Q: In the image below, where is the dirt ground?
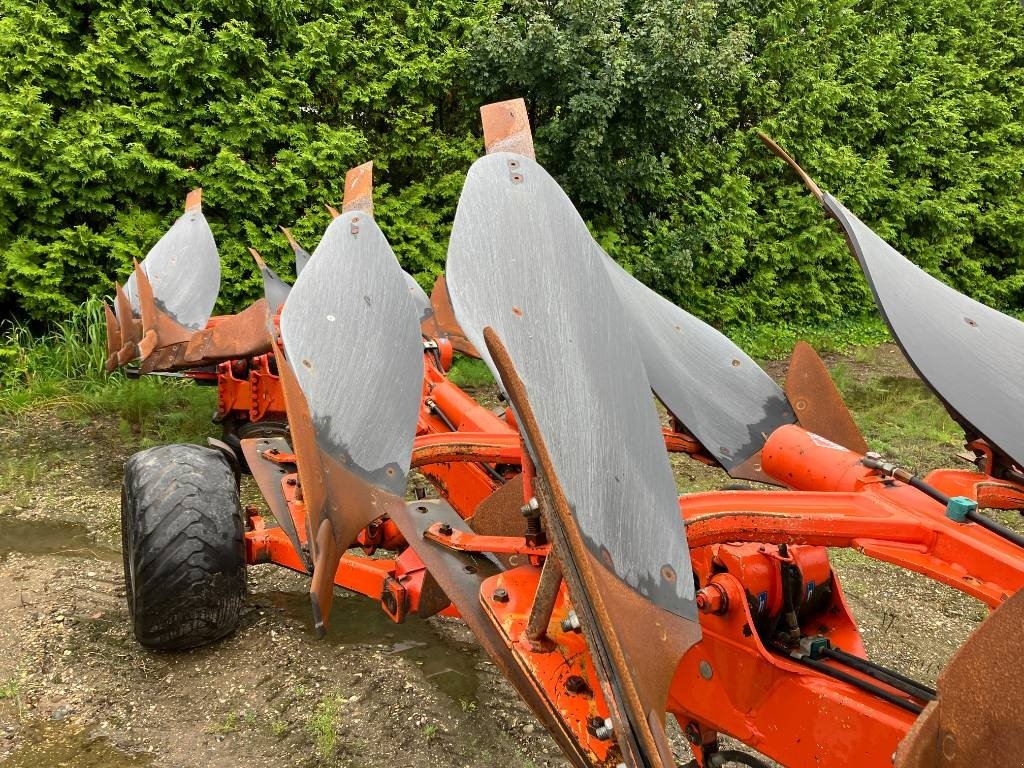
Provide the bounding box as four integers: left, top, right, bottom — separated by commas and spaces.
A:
0, 344, 1011, 767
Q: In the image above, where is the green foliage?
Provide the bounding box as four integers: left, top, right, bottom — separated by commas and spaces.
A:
447, 355, 495, 387
470, 0, 1024, 327
1, 0, 1022, 333
0, 0, 492, 320
0, 300, 217, 445
732, 316, 891, 360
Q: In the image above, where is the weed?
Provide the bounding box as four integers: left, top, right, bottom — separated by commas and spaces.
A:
458, 698, 476, 713
207, 711, 239, 734
447, 356, 494, 388
270, 718, 290, 738
731, 316, 890, 360
306, 692, 342, 757
0, 300, 217, 445
422, 723, 439, 742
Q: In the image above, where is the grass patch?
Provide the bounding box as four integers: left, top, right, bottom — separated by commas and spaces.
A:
1, 299, 216, 446
306, 692, 342, 758
731, 316, 890, 360
447, 355, 494, 388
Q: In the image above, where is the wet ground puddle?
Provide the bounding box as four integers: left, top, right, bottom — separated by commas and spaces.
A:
0, 517, 119, 562
259, 590, 481, 704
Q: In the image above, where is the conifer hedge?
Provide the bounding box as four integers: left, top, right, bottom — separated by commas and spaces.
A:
2, 0, 1022, 328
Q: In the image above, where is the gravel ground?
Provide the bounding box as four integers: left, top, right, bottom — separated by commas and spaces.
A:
0, 344, 1017, 767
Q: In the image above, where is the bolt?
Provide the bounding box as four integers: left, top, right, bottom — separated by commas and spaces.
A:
699, 660, 713, 680
520, 497, 540, 517
587, 716, 613, 741
286, 478, 297, 486
438, 523, 453, 536
695, 584, 728, 615
560, 611, 581, 633
492, 588, 509, 603
564, 675, 589, 695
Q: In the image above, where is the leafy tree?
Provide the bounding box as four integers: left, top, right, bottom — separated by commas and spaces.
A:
470, 0, 1024, 327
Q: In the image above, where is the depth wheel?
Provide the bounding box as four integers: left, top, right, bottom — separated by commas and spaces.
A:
121, 444, 246, 650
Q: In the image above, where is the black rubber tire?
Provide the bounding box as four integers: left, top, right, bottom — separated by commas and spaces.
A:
220, 418, 289, 474
121, 444, 246, 650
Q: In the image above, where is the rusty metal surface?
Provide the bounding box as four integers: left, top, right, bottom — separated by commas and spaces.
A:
602, 253, 795, 480
280, 227, 311, 276
895, 589, 1024, 766
824, 194, 1024, 472
241, 436, 308, 570
428, 274, 479, 357
342, 161, 374, 215
486, 329, 699, 768
122, 190, 219, 331
387, 498, 593, 768
181, 299, 273, 366
447, 151, 696, 620
480, 99, 536, 160
785, 340, 868, 454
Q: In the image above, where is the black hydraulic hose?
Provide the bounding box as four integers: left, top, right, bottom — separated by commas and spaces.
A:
425, 398, 505, 484
778, 648, 923, 715
863, 456, 1024, 549
822, 647, 936, 701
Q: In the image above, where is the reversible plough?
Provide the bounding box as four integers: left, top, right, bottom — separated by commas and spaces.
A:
103, 100, 1024, 767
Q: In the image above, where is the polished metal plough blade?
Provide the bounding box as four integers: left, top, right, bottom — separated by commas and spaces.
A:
278, 181, 423, 633
824, 194, 1024, 471
248, 248, 291, 315
280, 227, 311, 276
121, 189, 219, 332
761, 134, 1024, 473
602, 255, 796, 481
447, 144, 700, 767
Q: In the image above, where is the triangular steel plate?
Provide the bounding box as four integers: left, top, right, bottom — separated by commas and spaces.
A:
824, 194, 1024, 471
122, 197, 219, 331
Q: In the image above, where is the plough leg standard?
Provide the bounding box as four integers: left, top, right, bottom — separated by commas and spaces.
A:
104, 100, 1024, 768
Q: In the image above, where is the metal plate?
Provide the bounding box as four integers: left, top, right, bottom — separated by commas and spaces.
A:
403, 271, 434, 327
785, 340, 868, 454
824, 194, 1024, 470
122, 207, 219, 330
260, 261, 292, 316
280, 211, 423, 496
602, 254, 795, 472
446, 152, 695, 619
241, 436, 309, 570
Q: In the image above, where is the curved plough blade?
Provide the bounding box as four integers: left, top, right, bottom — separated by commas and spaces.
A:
248, 248, 291, 316
761, 134, 1024, 473
280, 227, 311, 276
122, 189, 219, 332
603, 256, 796, 481
278, 179, 423, 633
447, 140, 699, 766
823, 194, 1024, 471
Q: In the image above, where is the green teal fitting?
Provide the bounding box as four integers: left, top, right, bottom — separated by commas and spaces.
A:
945, 496, 977, 523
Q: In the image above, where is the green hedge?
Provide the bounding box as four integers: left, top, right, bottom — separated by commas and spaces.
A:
2, 0, 1022, 330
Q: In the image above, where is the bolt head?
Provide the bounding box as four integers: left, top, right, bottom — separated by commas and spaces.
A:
492, 588, 509, 603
